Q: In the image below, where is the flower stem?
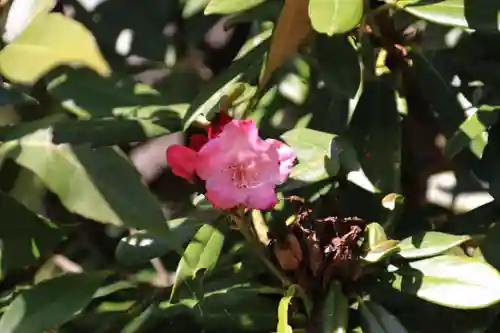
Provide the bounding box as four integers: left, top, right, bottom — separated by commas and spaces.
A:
231, 212, 292, 287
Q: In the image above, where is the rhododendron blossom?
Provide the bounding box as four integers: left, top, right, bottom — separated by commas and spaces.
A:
166, 113, 296, 210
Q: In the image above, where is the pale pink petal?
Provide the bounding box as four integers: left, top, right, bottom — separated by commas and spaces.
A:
166, 145, 198, 181
266, 139, 296, 183
218, 120, 270, 153
196, 139, 229, 180
245, 184, 279, 210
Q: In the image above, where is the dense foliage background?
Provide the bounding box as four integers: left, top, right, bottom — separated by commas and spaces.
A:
1, 0, 500, 332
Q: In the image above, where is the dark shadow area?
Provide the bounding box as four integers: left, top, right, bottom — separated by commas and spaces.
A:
464, 0, 500, 32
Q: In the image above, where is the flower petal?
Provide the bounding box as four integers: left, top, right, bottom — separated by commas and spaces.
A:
245, 184, 279, 210
266, 139, 296, 183
166, 145, 198, 181
207, 111, 233, 139
189, 134, 209, 152
205, 179, 247, 209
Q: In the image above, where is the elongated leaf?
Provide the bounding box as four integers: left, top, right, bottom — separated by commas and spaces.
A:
260, 0, 312, 89
277, 285, 296, 333
281, 128, 339, 189
321, 281, 348, 333
391, 255, 500, 309
396, 0, 500, 32
3, 0, 55, 42
170, 222, 226, 301
0, 13, 110, 84
0, 128, 173, 239
362, 240, 400, 263
115, 218, 204, 265
309, 0, 363, 35
0, 190, 62, 278
315, 34, 361, 98
398, 232, 471, 259
0, 273, 106, 333
359, 300, 407, 333
205, 0, 266, 14
0, 83, 36, 106
183, 37, 269, 130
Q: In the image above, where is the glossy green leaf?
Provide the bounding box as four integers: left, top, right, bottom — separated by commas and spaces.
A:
182, 37, 269, 130
362, 240, 400, 263
365, 222, 388, 249
391, 255, 500, 309
309, 0, 363, 35
445, 105, 500, 158
321, 281, 348, 333
396, 0, 500, 32
205, 0, 266, 15
0, 13, 110, 84
359, 300, 408, 333
314, 34, 361, 98
277, 285, 296, 333
0, 273, 106, 333
281, 128, 340, 189
170, 222, 226, 301
0, 128, 173, 239
115, 218, 204, 265
398, 232, 471, 259
0, 190, 62, 278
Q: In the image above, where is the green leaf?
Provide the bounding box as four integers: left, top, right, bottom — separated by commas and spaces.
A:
362, 240, 400, 263
321, 281, 348, 333
0, 13, 110, 85
365, 222, 388, 249
398, 232, 471, 259
0, 84, 36, 106
205, 0, 266, 15
395, 0, 500, 32
445, 105, 500, 158
281, 128, 340, 189
182, 36, 269, 130
314, 34, 361, 98
277, 285, 296, 333
359, 300, 408, 333
308, 0, 363, 35
0, 128, 173, 239
0, 190, 62, 278
170, 222, 226, 301
115, 218, 204, 266
181, 0, 210, 18
0, 273, 106, 333
391, 255, 500, 309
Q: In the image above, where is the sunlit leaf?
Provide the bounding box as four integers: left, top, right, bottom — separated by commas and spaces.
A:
398, 232, 471, 259
309, 0, 363, 35
205, 0, 266, 15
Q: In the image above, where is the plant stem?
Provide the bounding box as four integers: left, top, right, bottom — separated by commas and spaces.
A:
231, 212, 292, 287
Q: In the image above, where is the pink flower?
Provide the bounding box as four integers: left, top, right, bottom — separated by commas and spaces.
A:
166, 114, 296, 210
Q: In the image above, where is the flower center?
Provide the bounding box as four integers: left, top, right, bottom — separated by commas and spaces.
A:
227, 162, 259, 189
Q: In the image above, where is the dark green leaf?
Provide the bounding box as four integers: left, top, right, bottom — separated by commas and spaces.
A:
391, 255, 500, 309
0, 273, 106, 333
0, 191, 62, 278
321, 281, 348, 333
0, 84, 36, 106
398, 232, 471, 259
0, 128, 173, 239
115, 218, 204, 265
359, 300, 408, 333
309, 0, 363, 35
314, 34, 361, 98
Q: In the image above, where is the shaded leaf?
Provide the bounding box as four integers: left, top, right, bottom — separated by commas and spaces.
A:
398, 232, 471, 259
314, 34, 361, 98
0, 13, 110, 84
0, 128, 173, 239
281, 128, 339, 189
359, 300, 408, 333
0, 273, 106, 333
391, 255, 500, 309
183, 37, 269, 130
170, 222, 226, 301
396, 0, 500, 32
0, 190, 62, 278
321, 281, 348, 333
0, 84, 36, 106
260, 0, 312, 89
115, 218, 204, 265
205, 0, 266, 14
309, 0, 363, 35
